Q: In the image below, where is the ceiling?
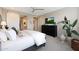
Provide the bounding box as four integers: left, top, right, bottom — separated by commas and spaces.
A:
4, 7, 63, 16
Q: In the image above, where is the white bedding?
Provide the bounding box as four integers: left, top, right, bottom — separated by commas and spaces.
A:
1, 30, 46, 51
20, 30, 46, 46
2, 34, 35, 51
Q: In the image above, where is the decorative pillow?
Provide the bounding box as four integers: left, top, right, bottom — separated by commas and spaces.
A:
11, 27, 18, 34
5, 25, 9, 29
5, 29, 16, 40
0, 30, 7, 42
18, 31, 24, 37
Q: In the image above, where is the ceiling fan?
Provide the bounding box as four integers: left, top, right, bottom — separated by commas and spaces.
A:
31, 7, 44, 13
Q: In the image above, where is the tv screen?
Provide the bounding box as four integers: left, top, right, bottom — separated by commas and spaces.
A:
45, 17, 56, 24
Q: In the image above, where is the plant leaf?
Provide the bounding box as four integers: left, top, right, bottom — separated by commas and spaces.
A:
71, 30, 79, 36
63, 25, 66, 29
72, 19, 78, 27
65, 25, 70, 29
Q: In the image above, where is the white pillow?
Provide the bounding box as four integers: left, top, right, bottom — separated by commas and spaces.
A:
0, 31, 7, 42
5, 29, 16, 40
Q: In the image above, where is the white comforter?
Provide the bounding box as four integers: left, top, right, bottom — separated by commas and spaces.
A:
1, 30, 46, 51
20, 30, 46, 46
2, 34, 35, 51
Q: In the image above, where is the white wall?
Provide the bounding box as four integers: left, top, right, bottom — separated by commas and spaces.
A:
7, 11, 20, 30
6, 11, 34, 30
38, 16, 45, 31
0, 8, 7, 22
27, 15, 34, 30
44, 7, 77, 23
42, 7, 79, 37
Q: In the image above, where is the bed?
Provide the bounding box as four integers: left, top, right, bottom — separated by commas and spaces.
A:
1, 29, 46, 51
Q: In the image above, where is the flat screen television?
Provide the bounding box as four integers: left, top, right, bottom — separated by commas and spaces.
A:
45, 17, 56, 24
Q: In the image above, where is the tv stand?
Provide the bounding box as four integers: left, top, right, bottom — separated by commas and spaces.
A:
42, 25, 57, 37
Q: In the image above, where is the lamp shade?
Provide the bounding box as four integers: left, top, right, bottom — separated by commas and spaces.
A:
1, 21, 6, 26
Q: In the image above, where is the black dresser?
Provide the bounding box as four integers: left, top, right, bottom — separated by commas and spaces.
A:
42, 25, 57, 37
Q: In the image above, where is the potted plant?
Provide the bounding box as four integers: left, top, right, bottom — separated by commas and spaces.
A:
60, 16, 79, 41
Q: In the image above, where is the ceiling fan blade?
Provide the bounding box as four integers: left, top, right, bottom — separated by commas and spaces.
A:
35, 9, 44, 10
31, 7, 44, 13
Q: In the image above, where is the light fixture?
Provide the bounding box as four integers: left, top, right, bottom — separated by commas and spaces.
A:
1, 21, 6, 29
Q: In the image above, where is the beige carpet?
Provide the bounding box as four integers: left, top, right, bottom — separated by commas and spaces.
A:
36, 35, 73, 51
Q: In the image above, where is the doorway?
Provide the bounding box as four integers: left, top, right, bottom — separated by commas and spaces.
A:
20, 16, 28, 30
33, 17, 38, 31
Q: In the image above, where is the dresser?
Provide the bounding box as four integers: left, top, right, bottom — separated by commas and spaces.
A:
42, 25, 57, 37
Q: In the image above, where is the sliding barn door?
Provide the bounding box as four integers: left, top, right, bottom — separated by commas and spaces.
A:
20, 16, 28, 30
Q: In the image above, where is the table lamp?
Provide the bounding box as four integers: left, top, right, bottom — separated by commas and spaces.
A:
1, 21, 6, 29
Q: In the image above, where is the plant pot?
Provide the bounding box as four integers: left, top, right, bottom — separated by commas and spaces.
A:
66, 37, 73, 45
67, 33, 72, 37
